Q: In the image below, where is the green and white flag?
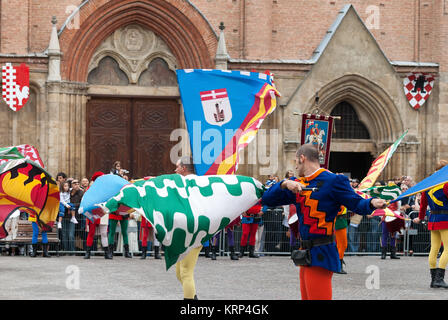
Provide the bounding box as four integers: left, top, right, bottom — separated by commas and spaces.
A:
363, 184, 401, 200
100, 174, 264, 270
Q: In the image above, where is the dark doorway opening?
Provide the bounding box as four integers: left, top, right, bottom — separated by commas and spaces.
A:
329, 152, 373, 181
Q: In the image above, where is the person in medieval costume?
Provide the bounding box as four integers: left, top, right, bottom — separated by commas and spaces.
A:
108, 208, 133, 259
414, 160, 448, 289
262, 144, 386, 300
380, 194, 402, 260
173, 156, 202, 299
239, 202, 262, 258
209, 217, 240, 261
29, 213, 51, 258
99, 155, 264, 300
334, 205, 348, 274
84, 171, 112, 259
139, 214, 161, 260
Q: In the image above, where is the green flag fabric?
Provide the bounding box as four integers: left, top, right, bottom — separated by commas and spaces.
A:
100, 174, 264, 270
0, 146, 25, 161
363, 184, 401, 200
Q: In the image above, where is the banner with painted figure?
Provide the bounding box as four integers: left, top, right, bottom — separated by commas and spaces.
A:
300, 114, 334, 169
176, 69, 280, 176
357, 130, 408, 191
99, 174, 264, 270
0, 144, 45, 168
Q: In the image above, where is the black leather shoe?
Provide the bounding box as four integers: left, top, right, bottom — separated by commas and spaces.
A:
124, 244, 132, 258
390, 247, 400, 259
433, 268, 448, 288
249, 245, 259, 258
84, 246, 91, 259
239, 246, 246, 258
154, 246, 162, 259
140, 247, 147, 259
336, 259, 347, 274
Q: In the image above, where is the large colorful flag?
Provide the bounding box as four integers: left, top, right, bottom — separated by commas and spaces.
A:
0, 144, 45, 168
391, 165, 448, 203
354, 185, 404, 219
0, 159, 59, 238
363, 184, 402, 201
176, 69, 280, 176
79, 174, 130, 222
99, 173, 264, 270
357, 130, 408, 190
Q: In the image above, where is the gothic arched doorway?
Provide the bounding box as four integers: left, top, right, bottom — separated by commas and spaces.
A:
85, 25, 181, 179
328, 101, 373, 180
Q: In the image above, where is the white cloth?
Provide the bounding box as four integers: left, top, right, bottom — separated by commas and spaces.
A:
60, 191, 70, 206
282, 205, 290, 227
116, 219, 139, 253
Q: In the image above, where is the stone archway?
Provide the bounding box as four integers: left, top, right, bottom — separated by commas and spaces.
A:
305, 74, 406, 180
59, 0, 217, 82
305, 74, 404, 144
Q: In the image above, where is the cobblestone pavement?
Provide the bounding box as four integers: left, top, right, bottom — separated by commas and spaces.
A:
0, 253, 446, 300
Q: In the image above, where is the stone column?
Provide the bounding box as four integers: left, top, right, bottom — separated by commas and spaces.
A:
45, 81, 63, 175
47, 16, 62, 82
215, 22, 229, 70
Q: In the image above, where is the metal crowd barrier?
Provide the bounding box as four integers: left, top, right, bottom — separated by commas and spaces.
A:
0, 209, 433, 257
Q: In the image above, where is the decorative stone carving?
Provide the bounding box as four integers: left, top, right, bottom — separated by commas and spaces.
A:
88, 24, 177, 85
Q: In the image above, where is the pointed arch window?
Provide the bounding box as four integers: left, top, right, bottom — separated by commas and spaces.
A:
330, 102, 370, 139
87, 56, 129, 86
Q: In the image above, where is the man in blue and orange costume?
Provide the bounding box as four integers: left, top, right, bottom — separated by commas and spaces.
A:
414, 160, 448, 289
262, 144, 386, 300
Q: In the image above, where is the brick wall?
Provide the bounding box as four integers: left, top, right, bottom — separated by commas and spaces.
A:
194, 0, 435, 63
0, 0, 443, 66
435, 0, 448, 72
28, 0, 75, 53
1, 0, 29, 54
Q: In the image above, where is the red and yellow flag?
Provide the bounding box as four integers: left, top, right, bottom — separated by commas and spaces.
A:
357, 130, 408, 190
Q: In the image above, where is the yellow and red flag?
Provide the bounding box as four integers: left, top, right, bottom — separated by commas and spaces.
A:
357, 130, 408, 191
0, 159, 59, 238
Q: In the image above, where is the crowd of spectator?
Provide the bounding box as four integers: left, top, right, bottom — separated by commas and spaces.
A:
0, 167, 432, 258
347, 175, 430, 255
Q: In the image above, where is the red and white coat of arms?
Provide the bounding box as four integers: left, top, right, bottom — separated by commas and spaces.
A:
2, 63, 30, 112
200, 88, 232, 126
403, 73, 435, 110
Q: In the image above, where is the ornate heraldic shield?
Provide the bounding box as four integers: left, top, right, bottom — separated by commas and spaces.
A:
403, 73, 434, 110
2, 63, 30, 112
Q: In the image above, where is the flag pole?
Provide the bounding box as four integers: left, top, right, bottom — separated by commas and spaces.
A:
293, 92, 341, 119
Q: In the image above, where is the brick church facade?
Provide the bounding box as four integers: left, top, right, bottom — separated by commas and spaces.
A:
0, 0, 446, 182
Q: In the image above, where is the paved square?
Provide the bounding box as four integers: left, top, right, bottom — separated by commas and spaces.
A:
0, 254, 446, 300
